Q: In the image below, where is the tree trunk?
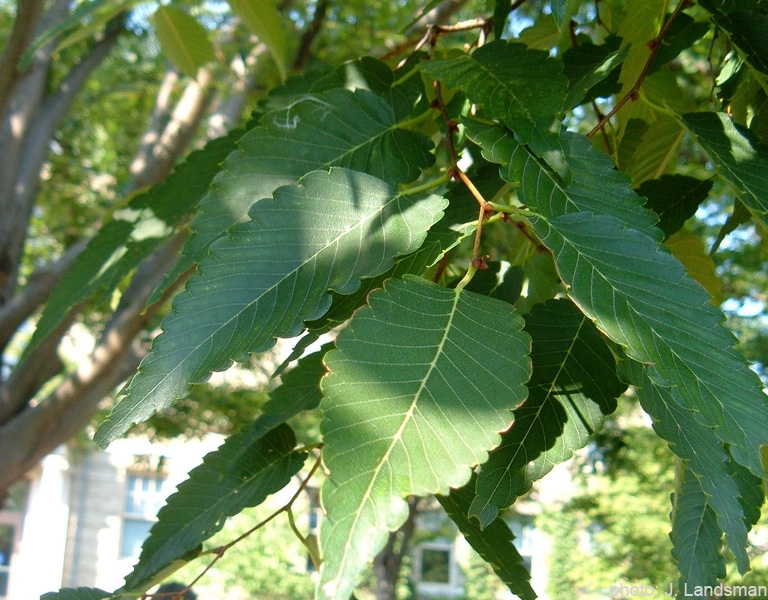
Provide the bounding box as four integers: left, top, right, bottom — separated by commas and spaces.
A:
372, 497, 420, 600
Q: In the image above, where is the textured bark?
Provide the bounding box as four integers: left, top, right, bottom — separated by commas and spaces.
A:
0, 6, 267, 502
0, 237, 188, 498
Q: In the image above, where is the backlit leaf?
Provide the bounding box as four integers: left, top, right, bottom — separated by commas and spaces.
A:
470, 299, 623, 525
152, 6, 215, 78
665, 229, 724, 305
319, 276, 531, 600
227, 0, 287, 81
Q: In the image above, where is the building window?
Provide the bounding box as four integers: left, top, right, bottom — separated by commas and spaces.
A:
414, 540, 460, 596
508, 516, 536, 573
120, 474, 166, 559
0, 524, 13, 597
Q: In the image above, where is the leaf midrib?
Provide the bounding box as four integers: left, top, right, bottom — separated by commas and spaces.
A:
330, 287, 463, 586
479, 316, 587, 511
126, 191, 410, 421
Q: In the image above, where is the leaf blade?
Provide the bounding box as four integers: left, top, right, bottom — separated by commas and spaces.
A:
152, 6, 215, 77
471, 299, 624, 525
439, 475, 537, 600
319, 276, 531, 600
95, 169, 447, 446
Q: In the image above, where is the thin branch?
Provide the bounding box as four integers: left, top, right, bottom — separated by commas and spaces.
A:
128, 65, 180, 182
0, 0, 44, 119
587, 0, 691, 139
129, 68, 215, 190
292, 0, 329, 72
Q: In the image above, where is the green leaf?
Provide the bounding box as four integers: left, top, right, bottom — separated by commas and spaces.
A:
95, 169, 447, 446
226, 0, 287, 81
124, 425, 305, 592
648, 13, 710, 75
665, 230, 723, 305
41, 589, 113, 600
562, 41, 627, 110
615, 0, 667, 128
305, 226, 460, 335
122, 349, 325, 590
710, 11, 768, 77
622, 360, 750, 573
669, 471, 727, 598
25, 128, 243, 359
550, 0, 569, 28
465, 120, 658, 234
637, 174, 713, 239
470, 299, 623, 525
682, 111, 768, 229
161, 87, 435, 299
438, 474, 536, 600
319, 276, 531, 600
309, 57, 424, 121
711, 199, 752, 254
620, 115, 686, 186
469, 121, 768, 480
18, 0, 133, 70
422, 41, 568, 171
152, 6, 216, 78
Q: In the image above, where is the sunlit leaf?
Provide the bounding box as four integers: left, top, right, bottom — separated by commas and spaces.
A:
152, 6, 216, 78
319, 276, 531, 600
227, 0, 287, 81
665, 229, 724, 305
156, 85, 435, 302
95, 169, 447, 445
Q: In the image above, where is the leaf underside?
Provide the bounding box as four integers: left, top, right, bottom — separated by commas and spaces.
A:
471, 299, 624, 525
319, 276, 531, 600
468, 120, 768, 482
95, 168, 447, 446
162, 84, 435, 298
439, 474, 537, 600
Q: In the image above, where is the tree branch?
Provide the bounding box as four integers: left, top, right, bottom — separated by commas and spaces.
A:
128, 65, 180, 185
292, 0, 330, 72
0, 21, 122, 304
0, 238, 86, 355
0, 235, 190, 497
128, 68, 215, 190
0, 0, 44, 119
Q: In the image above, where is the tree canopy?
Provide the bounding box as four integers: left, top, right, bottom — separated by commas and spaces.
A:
2, 0, 768, 599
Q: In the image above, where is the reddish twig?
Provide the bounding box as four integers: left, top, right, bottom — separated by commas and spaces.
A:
587, 0, 691, 139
